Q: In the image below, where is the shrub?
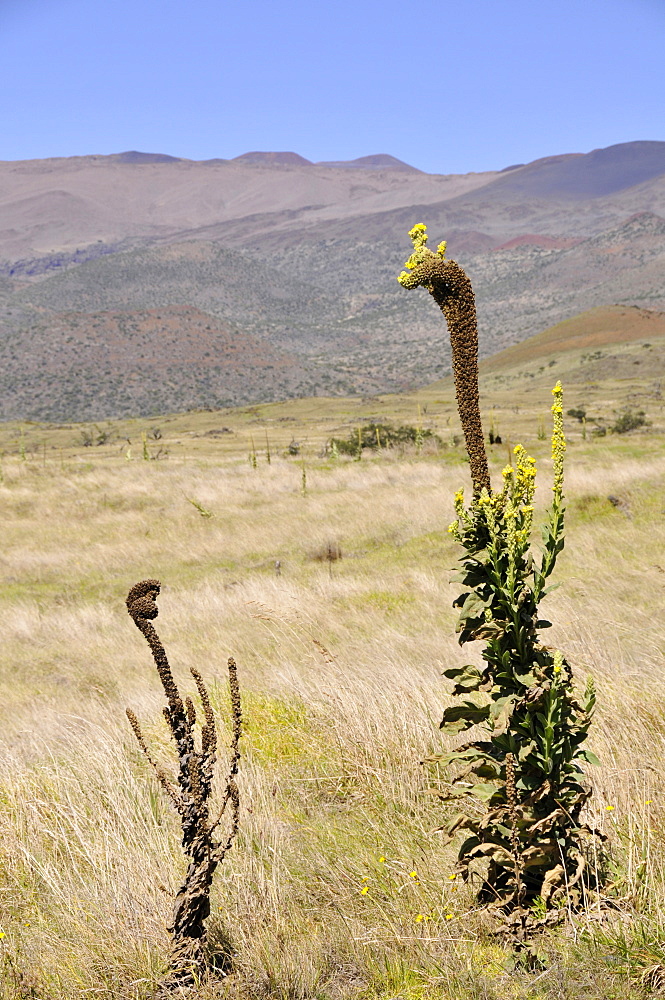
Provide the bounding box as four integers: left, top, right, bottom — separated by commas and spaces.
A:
567, 407, 586, 423
329, 421, 439, 455
611, 408, 649, 434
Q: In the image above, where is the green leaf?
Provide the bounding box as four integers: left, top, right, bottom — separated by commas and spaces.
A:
440, 702, 490, 733
469, 782, 500, 802
442, 663, 485, 693
456, 591, 490, 621
579, 748, 601, 766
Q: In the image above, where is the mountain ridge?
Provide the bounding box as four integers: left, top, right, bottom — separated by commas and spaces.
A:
1, 140, 664, 421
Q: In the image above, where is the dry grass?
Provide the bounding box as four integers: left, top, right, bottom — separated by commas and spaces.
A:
1, 391, 664, 998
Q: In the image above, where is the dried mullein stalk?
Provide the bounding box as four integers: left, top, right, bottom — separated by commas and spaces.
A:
398, 224, 490, 494
125, 579, 242, 987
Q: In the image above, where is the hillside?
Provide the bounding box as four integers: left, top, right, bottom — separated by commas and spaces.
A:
1, 141, 665, 421
0, 304, 331, 422
482, 303, 665, 372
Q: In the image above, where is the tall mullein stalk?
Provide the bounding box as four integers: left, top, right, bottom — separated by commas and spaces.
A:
399, 226, 600, 953
398, 225, 489, 494
125, 580, 242, 986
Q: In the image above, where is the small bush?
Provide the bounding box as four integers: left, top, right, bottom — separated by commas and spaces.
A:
611, 409, 649, 434
329, 422, 440, 455
566, 407, 586, 423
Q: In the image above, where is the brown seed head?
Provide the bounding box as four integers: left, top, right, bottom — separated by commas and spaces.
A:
126, 579, 161, 621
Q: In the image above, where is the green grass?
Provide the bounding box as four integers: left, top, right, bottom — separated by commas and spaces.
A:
1, 370, 665, 997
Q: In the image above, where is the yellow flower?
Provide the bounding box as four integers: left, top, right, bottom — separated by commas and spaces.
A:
551, 382, 566, 498
360, 886, 369, 895
415, 914, 425, 923
606, 805, 615, 811
409, 871, 417, 878
445, 914, 454, 920
436, 240, 447, 258
378, 856, 386, 862
448, 874, 457, 880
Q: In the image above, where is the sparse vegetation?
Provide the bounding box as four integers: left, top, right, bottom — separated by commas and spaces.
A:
0, 310, 664, 996
328, 421, 439, 456
611, 408, 649, 434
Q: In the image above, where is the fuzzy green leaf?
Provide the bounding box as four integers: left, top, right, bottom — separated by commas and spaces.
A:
440, 702, 490, 733
469, 782, 500, 802
442, 663, 485, 693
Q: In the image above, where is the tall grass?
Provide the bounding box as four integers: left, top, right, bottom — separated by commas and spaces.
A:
0, 427, 664, 997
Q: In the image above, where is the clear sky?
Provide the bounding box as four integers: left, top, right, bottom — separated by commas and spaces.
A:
1, 0, 663, 174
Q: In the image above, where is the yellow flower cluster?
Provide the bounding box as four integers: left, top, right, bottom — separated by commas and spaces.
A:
513, 444, 537, 507
397, 223, 442, 287
551, 381, 566, 499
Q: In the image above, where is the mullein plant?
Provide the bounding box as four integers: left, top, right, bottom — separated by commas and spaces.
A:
125, 580, 242, 986
398, 225, 600, 947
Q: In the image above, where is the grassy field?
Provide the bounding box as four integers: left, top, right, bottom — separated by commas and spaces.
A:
1, 364, 665, 998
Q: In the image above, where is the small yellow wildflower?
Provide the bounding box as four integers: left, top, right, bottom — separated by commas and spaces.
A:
445, 914, 454, 920
360, 886, 369, 895
378, 856, 386, 862
606, 805, 615, 811
409, 871, 418, 878
361, 875, 369, 881
436, 240, 447, 258
0, 931, 5, 939
646, 801, 652, 805
448, 874, 457, 880
415, 914, 425, 923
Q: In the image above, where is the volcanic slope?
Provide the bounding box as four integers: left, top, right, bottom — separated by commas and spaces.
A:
478, 304, 665, 431
1, 142, 665, 421
0, 304, 333, 422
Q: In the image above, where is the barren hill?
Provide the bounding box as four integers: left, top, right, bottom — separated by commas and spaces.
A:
0, 304, 327, 421
1, 140, 664, 420
482, 304, 665, 372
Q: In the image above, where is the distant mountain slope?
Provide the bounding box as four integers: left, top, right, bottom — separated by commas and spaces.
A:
315, 154, 421, 172
1, 141, 665, 420
0, 154, 498, 260
231, 151, 313, 166
482, 141, 665, 199
0, 304, 329, 421
482, 304, 665, 371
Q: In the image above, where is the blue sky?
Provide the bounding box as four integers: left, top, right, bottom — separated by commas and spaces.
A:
1, 0, 663, 173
